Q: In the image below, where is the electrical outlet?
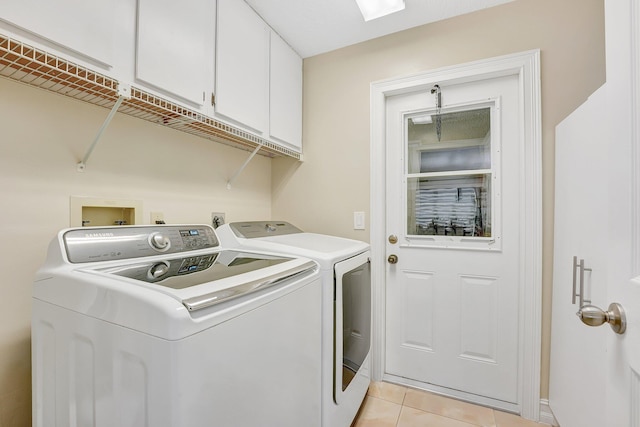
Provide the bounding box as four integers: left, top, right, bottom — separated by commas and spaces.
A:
150, 212, 165, 224
212, 212, 226, 229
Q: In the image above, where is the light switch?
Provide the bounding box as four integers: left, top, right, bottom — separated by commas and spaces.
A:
354, 211, 366, 230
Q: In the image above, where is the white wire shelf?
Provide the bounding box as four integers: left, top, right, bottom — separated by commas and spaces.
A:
0, 34, 301, 160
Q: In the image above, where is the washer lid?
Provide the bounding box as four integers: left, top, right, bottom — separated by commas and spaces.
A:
92, 250, 317, 311
96, 250, 292, 289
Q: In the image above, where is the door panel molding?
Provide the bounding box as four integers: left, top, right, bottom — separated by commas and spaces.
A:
370, 50, 542, 420
399, 270, 435, 350
459, 275, 499, 363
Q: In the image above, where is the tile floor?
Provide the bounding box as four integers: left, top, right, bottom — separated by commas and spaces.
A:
351, 382, 551, 427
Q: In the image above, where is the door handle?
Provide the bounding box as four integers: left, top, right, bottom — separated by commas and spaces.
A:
572, 256, 592, 305
572, 256, 578, 304
577, 302, 626, 334
388, 254, 398, 264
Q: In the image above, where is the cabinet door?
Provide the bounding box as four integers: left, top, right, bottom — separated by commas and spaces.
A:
0, 0, 116, 66
136, 0, 214, 105
270, 33, 303, 151
215, 0, 269, 133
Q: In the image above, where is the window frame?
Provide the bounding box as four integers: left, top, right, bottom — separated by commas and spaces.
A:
402, 99, 503, 251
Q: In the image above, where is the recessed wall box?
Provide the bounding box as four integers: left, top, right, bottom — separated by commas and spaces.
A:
70, 197, 143, 227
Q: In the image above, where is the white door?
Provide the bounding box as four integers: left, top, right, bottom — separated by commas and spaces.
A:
385, 74, 522, 407
549, 85, 608, 426
549, 0, 640, 425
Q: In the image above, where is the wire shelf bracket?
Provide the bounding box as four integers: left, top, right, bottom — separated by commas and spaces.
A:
227, 142, 264, 189
77, 83, 132, 172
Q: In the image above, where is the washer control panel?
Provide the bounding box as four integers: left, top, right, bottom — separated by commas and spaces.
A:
64, 225, 219, 263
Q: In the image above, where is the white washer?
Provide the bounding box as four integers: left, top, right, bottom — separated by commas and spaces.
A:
216, 221, 372, 427
32, 224, 322, 427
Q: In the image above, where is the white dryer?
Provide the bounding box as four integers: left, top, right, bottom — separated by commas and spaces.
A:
32, 224, 322, 427
216, 221, 372, 427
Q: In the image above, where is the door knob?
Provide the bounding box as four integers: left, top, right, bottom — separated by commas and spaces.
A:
388, 254, 398, 264
577, 302, 626, 334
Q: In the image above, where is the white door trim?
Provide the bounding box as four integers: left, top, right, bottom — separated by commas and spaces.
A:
631, 0, 640, 277
369, 50, 542, 420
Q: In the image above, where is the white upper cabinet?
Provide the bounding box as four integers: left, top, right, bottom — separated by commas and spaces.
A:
215, 0, 269, 133
215, 0, 303, 152
270, 33, 302, 151
136, 0, 215, 106
0, 0, 116, 67
0, 0, 303, 155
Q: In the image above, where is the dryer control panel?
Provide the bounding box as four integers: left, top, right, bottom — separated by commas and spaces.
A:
63, 225, 219, 263
229, 221, 302, 238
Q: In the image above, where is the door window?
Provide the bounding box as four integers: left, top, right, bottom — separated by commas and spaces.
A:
405, 105, 500, 248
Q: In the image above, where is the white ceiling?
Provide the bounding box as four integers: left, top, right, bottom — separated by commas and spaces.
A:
245, 0, 516, 58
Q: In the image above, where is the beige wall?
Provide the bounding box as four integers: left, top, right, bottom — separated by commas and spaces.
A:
0, 0, 606, 423
272, 0, 606, 400
0, 77, 272, 424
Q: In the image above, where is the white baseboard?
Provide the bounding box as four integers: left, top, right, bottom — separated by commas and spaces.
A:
539, 399, 558, 426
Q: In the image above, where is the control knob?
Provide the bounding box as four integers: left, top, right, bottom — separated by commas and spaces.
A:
148, 262, 170, 280
149, 232, 171, 252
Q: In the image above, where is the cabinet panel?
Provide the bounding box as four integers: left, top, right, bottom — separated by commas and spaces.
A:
270, 33, 302, 151
136, 0, 214, 105
215, 0, 269, 133
0, 0, 115, 66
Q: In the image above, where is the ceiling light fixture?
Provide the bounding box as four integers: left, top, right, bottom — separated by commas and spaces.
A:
355, 0, 405, 21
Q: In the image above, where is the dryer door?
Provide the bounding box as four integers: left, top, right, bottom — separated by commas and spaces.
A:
334, 251, 371, 404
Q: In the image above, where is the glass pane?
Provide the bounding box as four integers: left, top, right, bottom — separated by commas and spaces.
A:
407, 108, 491, 174
407, 175, 492, 237
341, 260, 371, 391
